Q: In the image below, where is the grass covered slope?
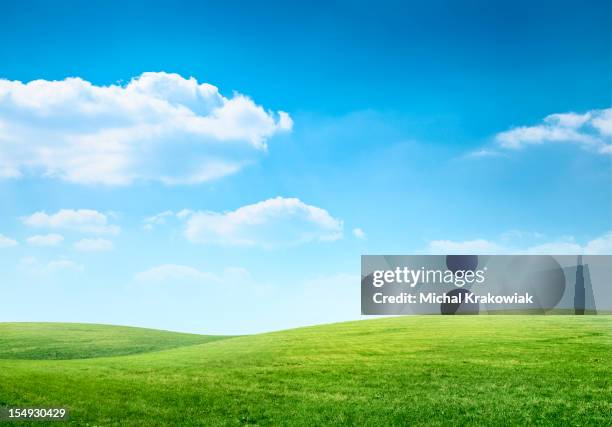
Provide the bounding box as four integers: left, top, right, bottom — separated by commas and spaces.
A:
0, 317, 610, 425
0, 323, 228, 360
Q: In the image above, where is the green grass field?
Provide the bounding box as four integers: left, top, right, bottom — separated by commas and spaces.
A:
0, 317, 610, 426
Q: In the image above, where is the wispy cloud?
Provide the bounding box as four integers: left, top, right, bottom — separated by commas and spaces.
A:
427, 231, 612, 255
26, 233, 64, 247
19, 256, 84, 275
0, 234, 18, 248
352, 227, 366, 239
143, 210, 174, 231
22, 209, 120, 235
428, 239, 504, 254
74, 238, 113, 252
134, 264, 221, 285
494, 108, 612, 154
463, 148, 506, 159
46, 259, 85, 272
0, 72, 292, 185
180, 197, 343, 248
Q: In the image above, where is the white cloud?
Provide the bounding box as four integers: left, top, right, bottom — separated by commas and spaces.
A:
0, 72, 292, 185
26, 233, 64, 247
591, 109, 612, 136
544, 112, 592, 128
427, 231, 612, 255
134, 264, 220, 285
525, 232, 612, 255
46, 259, 84, 272
524, 241, 583, 255
19, 256, 84, 274
463, 149, 506, 159
495, 108, 612, 154
143, 210, 174, 231
353, 227, 366, 239
428, 239, 504, 254
176, 209, 193, 219
581, 232, 612, 254
18, 256, 37, 269
181, 197, 343, 247
500, 229, 544, 242
22, 209, 120, 235
0, 234, 18, 248
74, 238, 113, 252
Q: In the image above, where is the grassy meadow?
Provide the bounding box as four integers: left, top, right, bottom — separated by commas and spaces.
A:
0, 317, 610, 426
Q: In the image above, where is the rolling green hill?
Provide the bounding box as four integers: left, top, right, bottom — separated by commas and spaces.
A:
0, 317, 610, 426
0, 323, 228, 360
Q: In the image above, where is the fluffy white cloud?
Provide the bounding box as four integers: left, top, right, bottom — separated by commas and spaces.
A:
0, 72, 292, 184
495, 108, 612, 153
26, 233, 64, 247
181, 197, 343, 247
74, 238, 113, 252
353, 227, 366, 239
134, 264, 220, 285
427, 231, 612, 255
0, 234, 18, 248
22, 209, 120, 235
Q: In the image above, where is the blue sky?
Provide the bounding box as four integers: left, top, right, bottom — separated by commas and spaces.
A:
0, 0, 610, 333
